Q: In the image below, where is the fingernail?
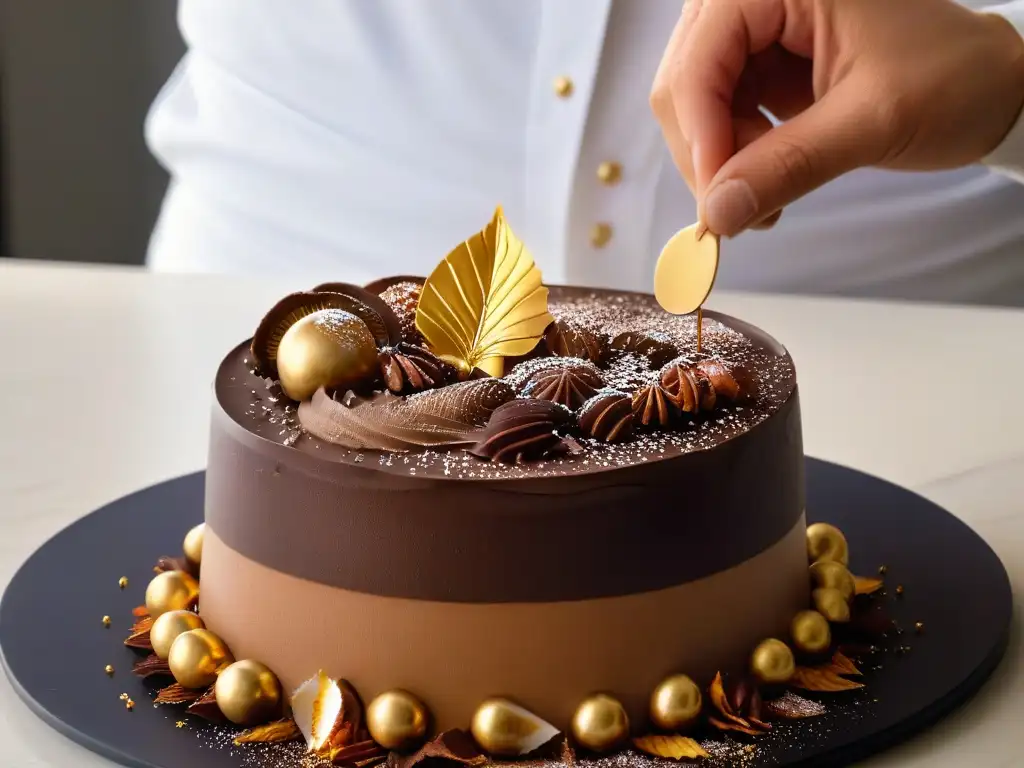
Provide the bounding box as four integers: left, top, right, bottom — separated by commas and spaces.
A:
704, 179, 758, 236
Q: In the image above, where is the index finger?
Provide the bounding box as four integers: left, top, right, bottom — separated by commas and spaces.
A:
669, 0, 788, 193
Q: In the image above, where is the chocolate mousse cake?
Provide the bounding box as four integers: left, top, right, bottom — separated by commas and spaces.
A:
197, 207, 808, 738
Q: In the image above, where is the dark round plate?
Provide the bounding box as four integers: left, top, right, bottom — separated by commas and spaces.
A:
0, 460, 1013, 768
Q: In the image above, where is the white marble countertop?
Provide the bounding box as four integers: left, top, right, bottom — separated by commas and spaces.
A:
0, 259, 1020, 767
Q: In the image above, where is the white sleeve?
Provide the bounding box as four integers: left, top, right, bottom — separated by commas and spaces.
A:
981, 2, 1024, 182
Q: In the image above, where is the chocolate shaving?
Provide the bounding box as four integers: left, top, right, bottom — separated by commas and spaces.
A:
154, 683, 204, 705
764, 692, 827, 720
124, 627, 153, 651
234, 718, 303, 745
386, 730, 486, 768
186, 686, 226, 722
332, 739, 387, 766
132, 654, 172, 679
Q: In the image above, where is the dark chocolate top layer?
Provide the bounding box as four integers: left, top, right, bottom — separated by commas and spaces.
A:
216, 286, 796, 482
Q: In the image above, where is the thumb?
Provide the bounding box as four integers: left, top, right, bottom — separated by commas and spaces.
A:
699, 87, 880, 237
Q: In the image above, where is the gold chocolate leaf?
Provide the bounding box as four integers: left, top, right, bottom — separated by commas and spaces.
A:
708, 672, 749, 728
789, 667, 864, 693
132, 605, 150, 618
707, 716, 764, 737
187, 686, 227, 723
415, 206, 554, 377
632, 734, 709, 761
234, 718, 304, 745
828, 651, 862, 677
155, 683, 204, 704
330, 739, 386, 766
132, 654, 172, 679
854, 576, 885, 596
763, 692, 826, 720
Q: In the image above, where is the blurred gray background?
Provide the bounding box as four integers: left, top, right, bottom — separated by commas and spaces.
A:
0, 0, 184, 264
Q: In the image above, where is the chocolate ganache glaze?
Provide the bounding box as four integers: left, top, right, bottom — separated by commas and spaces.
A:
200, 285, 807, 730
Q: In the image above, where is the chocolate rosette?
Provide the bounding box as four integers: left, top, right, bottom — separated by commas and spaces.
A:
378, 343, 456, 394
632, 383, 680, 428
579, 390, 634, 442
520, 361, 605, 411
543, 319, 605, 364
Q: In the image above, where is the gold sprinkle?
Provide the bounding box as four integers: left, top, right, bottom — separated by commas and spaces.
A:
125, 699, 135, 711
915, 621, 925, 634
895, 585, 904, 596
104, 665, 114, 676
102, 615, 111, 628
878, 565, 888, 575
176, 721, 186, 729
118, 577, 129, 589
119, 693, 129, 701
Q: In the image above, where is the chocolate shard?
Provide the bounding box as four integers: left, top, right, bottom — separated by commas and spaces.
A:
386, 730, 486, 768
132, 654, 172, 679
610, 331, 679, 368
631, 383, 679, 428
154, 683, 204, 705
660, 357, 716, 415
579, 390, 634, 442
378, 343, 456, 394
470, 399, 574, 464
543, 319, 605, 364
521, 361, 605, 411
186, 686, 227, 722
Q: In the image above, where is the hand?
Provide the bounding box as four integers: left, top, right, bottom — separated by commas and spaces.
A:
650, 0, 1024, 237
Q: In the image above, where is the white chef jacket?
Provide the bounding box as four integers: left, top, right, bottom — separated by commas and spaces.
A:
145, 0, 1024, 305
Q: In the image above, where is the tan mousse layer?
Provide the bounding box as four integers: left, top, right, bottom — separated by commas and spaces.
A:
199, 516, 809, 732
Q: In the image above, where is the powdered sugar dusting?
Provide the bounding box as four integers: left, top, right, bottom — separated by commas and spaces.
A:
225, 290, 795, 480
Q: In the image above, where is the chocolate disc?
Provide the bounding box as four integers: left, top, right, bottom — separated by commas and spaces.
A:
654, 223, 720, 315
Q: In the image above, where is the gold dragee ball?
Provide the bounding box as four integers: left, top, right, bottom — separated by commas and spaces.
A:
809, 560, 856, 602
214, 660, 283, 726
812, 587, 852, 623
145, 570, 199, 618
150, 609, 206, 660
276, 309, 379, 402
806, 523, 849, 566
750, 639, 796, 685
168, 628, 235, 689
366, 689, 430, 752
183, 523, 205, 569
571, 694, 630, 753
649, 674, 703, 732
790, 610, 832, 654
470, 698, 559, 757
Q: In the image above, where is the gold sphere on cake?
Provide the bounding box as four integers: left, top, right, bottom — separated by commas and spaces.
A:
214, 660, 283, 726
470, 698, 560, 757
812, 587, 851, 623
806, 523, 849, 565
649, 674, 702, 732
168, 628, 235, 689
571, 694, 630, 752
809, 560, 855, 601
183, 523, 205, 569
366, 689, 430, 751
145, 570, 199, 618
276, 309, 379, 401
150, 609, 205, 660
750, 639, 796, 684
790, 610, 832, 654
